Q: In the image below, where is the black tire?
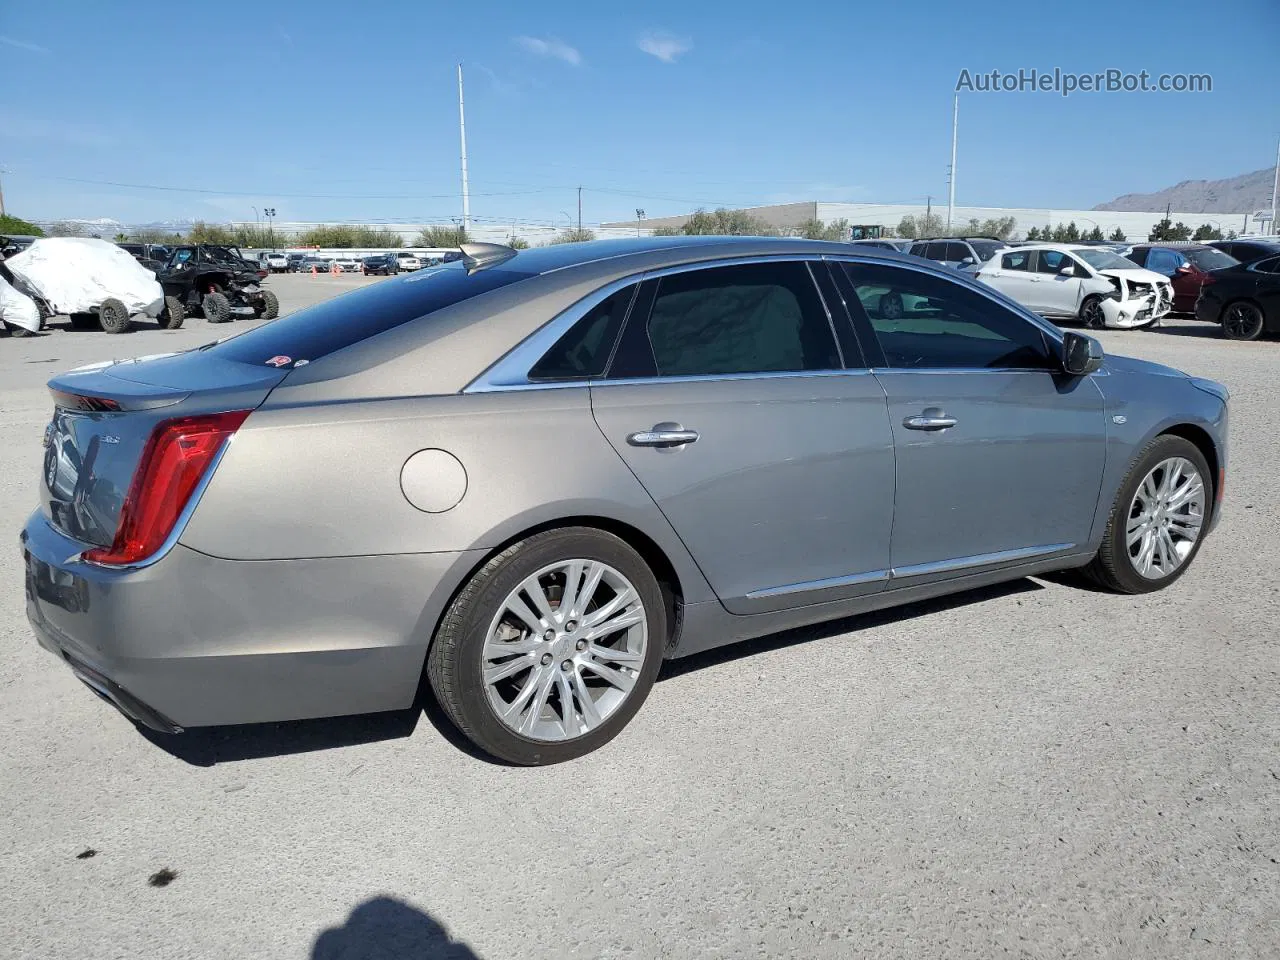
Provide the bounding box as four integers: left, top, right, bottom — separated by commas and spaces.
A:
98, 297, 132, 334
427, 527, 667, 765
158, 296, 185, 330
1079, 294, 1106, 329
1083, 434, 1212, 594
1221, 300, 1265, 341
202, 291, 231, 323
257, 289, 279, 320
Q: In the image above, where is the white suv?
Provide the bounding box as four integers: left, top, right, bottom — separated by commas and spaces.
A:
976, 243, 1173, 329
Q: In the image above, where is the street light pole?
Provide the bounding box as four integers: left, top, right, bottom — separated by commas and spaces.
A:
264, 207, 276, 249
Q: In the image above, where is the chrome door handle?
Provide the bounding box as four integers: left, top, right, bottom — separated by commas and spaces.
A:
903, 413, 957, 431
627, 427, 699, 447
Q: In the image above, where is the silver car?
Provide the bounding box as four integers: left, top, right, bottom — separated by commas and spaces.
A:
21, 238, 1228, 764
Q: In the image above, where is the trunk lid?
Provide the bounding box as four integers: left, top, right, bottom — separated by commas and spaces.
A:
41, 350, 289, 547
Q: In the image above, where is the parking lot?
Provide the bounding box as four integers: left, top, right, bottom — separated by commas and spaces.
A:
1, 272, 1277, 959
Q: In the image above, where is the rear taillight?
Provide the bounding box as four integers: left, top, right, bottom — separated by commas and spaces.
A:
84, 410, 250, 566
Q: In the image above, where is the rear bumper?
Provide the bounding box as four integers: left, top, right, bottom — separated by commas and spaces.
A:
21, 511, 482, 729
1194, 295, 1222, 324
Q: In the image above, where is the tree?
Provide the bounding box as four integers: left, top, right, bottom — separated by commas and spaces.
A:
0, 214, 44, 236
681, 207, 777, 237
1109, 227, 1127, 242
1148, 218, 1192, 241
46, 221, 87, 237
549, 227, 597, 244
507, 236, 530, 250
131, 226, 185, 244
1026, 226, 1041, 241
651, 225, 681, 236
187, 221, 237, 244
1085, 225, 1105, 241
1192, 223, 1223, 241
417, 225, 467, 248
791, 217, 850, 241
965, 216, 1017, 240
1226, 229, 1238, 240
294, 224, 402, 248
113, 232, 130, 242
896, 212, 945, 239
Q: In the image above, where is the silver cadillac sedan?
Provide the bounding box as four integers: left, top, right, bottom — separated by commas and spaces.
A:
21, 237, 1228, 764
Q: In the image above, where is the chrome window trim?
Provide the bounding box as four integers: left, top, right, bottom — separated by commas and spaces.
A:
465, 255, 849, 394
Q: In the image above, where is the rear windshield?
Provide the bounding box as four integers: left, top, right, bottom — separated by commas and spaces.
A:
1185, 247, 1238, 271
968, 240, 1002, 260
205, 262, 535, 365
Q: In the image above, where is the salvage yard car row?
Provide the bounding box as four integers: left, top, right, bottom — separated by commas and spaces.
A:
855, 233, 1280, 340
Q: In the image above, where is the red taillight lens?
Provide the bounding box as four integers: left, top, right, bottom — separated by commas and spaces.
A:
84, 410, 250, 566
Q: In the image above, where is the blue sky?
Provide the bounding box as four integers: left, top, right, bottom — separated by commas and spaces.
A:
2, 0, 1277, 227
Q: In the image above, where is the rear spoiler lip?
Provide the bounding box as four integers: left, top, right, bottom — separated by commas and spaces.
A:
48, 368, 190, 412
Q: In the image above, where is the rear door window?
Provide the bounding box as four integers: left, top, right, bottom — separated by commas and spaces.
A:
207, 262, 535, 365
609, 261, 841, 378
530, 285, 637, 380
1001, 251, 1031, 271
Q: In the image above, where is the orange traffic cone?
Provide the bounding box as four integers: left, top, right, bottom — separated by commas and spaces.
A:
311, 263, 318, 276
330, 261, 340, 276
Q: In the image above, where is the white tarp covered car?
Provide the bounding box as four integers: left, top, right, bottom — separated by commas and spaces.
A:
5, 238, 167, 334
0, 273, 43, 336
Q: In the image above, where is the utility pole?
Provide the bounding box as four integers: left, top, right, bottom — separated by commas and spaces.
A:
0, 167, 6, 218
925, 195, 932, 235
947, 94, 957, 233
457, 64, 471, 234
577, 186, 582, 232
1271, 133, 1279, 236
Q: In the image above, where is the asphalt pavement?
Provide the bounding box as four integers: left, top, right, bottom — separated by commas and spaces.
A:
1, 274, 1276, 959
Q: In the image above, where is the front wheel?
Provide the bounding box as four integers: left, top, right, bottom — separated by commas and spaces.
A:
1079, 294, 1106, 329
202, 291, 231, 323
1083, 435, 1211, 594
427, 528, 666, 765
257, 289, 279, 320
158, 296, 185, 330
1221, 301, 1264, 341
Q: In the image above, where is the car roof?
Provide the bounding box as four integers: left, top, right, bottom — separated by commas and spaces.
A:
1130, 242, 1214, 250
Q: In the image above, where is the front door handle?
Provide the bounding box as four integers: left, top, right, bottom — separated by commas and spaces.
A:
627, 424, 699, 448
903, 409, 957, 431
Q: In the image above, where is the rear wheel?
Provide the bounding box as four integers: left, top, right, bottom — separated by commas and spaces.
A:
158, 296, 185, 330
1083, 435, 1211, 594
427, 527, 666, 765
257, 289, 279, 320
98, 298, 132, 334
202, 291, 231, 323
1221, 301, 1265, 341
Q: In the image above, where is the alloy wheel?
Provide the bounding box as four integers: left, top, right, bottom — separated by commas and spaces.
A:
482, 559, 648, 741
1125, 457, 1205, 580
1222, 303, 1264, 340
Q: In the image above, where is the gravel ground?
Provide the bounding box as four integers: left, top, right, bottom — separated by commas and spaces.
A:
1, 275, 1277, 960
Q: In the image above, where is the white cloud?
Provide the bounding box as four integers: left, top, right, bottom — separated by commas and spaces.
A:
515, 35, 581, 66
637, 31, 691, 63
0, 35, 50, 54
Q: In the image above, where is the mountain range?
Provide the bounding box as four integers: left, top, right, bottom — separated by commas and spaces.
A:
1094, 166, 1276, 214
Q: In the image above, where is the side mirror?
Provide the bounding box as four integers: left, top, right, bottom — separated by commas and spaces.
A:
1059, 264, 1075, 276
1175, 264, 1192, 274
959, 257, 976, 267
1062, 331, 1103, 376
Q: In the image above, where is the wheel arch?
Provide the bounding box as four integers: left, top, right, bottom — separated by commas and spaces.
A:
423, 515, 688, 663
1158, 422, 1220, 502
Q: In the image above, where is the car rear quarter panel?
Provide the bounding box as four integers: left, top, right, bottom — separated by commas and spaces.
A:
179, 388, 716, 603
1087, 362, 1227, 540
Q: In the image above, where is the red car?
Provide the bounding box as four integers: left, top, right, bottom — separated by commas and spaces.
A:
1125, 243, 1238, 314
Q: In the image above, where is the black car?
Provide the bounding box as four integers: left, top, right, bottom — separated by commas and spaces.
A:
361, 254, 399, 276
1194, 254, 1280, 340
1209, 238, 1280, 265
116, 242, 172, 273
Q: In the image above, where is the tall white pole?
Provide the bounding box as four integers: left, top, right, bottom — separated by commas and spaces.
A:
947, 94, 958, 233
458, 64, 471, 235
1270, 133, 1279, 236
